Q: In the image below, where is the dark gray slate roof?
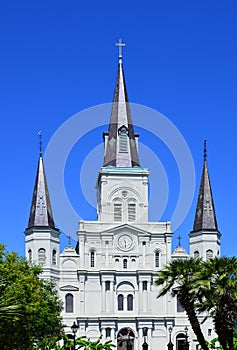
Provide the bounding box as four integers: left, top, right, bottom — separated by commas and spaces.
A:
103, 61, 140, 167
27, 155, 55, 228
193, 157, 218, 231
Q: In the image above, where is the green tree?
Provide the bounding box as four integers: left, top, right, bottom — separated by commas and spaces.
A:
155, 257, 237, 350
154, 258, 209, 350
0, 244, 63, 350
197, 257, 237, 350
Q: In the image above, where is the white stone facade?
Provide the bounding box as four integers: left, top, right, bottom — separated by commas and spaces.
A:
25, 59, 220, 350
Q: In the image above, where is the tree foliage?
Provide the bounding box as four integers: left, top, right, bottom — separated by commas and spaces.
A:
155, 257, 237, 350
155, 258, 209, 350
197, 257, 237, 350
0, 244, 63, 349
40, 335, 116, 350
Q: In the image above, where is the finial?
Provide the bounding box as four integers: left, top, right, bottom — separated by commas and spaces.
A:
177, 235, 182, 247
204, 139, 207, 161
38, 130, 42, 156
115, 38, 125, 63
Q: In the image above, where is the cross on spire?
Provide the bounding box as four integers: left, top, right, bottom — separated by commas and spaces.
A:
115, 38, 126, 63
204, 139, 207, 161
67, 234, 71, 246
38, 130, 42, 156
177, 235, 182, 246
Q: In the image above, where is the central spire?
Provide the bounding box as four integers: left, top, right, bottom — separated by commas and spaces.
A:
103, 39, 140, 167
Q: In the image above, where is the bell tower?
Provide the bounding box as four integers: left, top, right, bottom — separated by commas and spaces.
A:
25, 132, 60, 281
189, 140, 221, 260
96, 40, 149, 224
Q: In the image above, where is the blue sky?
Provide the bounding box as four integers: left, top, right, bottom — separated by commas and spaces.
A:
0, 1, 236, 257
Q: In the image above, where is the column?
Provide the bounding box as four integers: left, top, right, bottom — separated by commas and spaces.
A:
79, 236, 85, 268
79, 275, 85, 314
102, 281, 106, 313
105, 241, 109, 267
101, 327, 106, 342
138, 327, 143, 350
147, 280, 151, 313
139, 280, 143, 313
147, 327, 152, 345
142, 243, 146, 267
111, 327, 115, 344
139, 241, 143, 267
110, 280, 114, 313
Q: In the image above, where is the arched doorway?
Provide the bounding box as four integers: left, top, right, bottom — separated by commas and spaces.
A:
176, 333, 186, 350
117, 328, 135, 350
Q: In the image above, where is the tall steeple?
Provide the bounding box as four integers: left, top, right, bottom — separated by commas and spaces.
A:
96, 41, 149, 223
27, 132, 55, 229
193, 140, 218, 231
103, 39, 140, 167
25, 132, 60, 280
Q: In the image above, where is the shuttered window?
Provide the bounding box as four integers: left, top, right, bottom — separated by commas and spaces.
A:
114, 203, 122, 221
119, 126, 128, 153
128, 203, 136, 221
118, 294, 124, 310
127, 294, 133, 310
155, 251, 160, 268
38, 248, 46, 265
65, 293, 73, 313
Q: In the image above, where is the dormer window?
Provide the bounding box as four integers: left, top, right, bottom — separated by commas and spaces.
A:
118, 126, 128, 153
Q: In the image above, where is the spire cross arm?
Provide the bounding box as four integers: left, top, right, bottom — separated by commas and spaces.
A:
115, 38, 126, 61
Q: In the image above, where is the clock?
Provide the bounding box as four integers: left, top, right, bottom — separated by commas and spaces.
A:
118, 234, 134, 251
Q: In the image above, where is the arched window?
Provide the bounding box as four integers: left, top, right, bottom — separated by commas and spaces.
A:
28, 249, 32, 264
65, 293, 73, 313
90, 251, 95, 267
118, 294, 124, 310
114, 202, 122, 222
105, 281, 110, 291
155, 251, 160, 268
176, 333, 186, 350
118, 126, 128, 153
52, 249, 57, 265
206, 249, 213, 260
106, 328, 111, 338
38, 248, 46, 265
123, 258, 128, 269
128, 203, 136, 221
177, 296, 184, 312
194, 250, 199, 258
127, 294, 133, 310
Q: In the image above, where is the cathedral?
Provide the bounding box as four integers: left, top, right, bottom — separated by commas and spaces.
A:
24, 45, 221, 350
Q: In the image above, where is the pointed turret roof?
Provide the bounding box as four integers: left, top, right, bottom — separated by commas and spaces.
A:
27, 153, 55, 228
193, 140, 218, 231
103, 40, 140, 167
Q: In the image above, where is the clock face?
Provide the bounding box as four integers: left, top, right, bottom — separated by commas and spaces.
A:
118, 235, 133, 251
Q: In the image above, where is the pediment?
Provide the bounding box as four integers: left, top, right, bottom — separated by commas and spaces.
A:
60, 285, 79, 291
102, 223, 149, 236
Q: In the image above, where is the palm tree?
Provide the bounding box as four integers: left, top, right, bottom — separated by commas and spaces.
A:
154, 258, 209, 350
197, 257, 237, 350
